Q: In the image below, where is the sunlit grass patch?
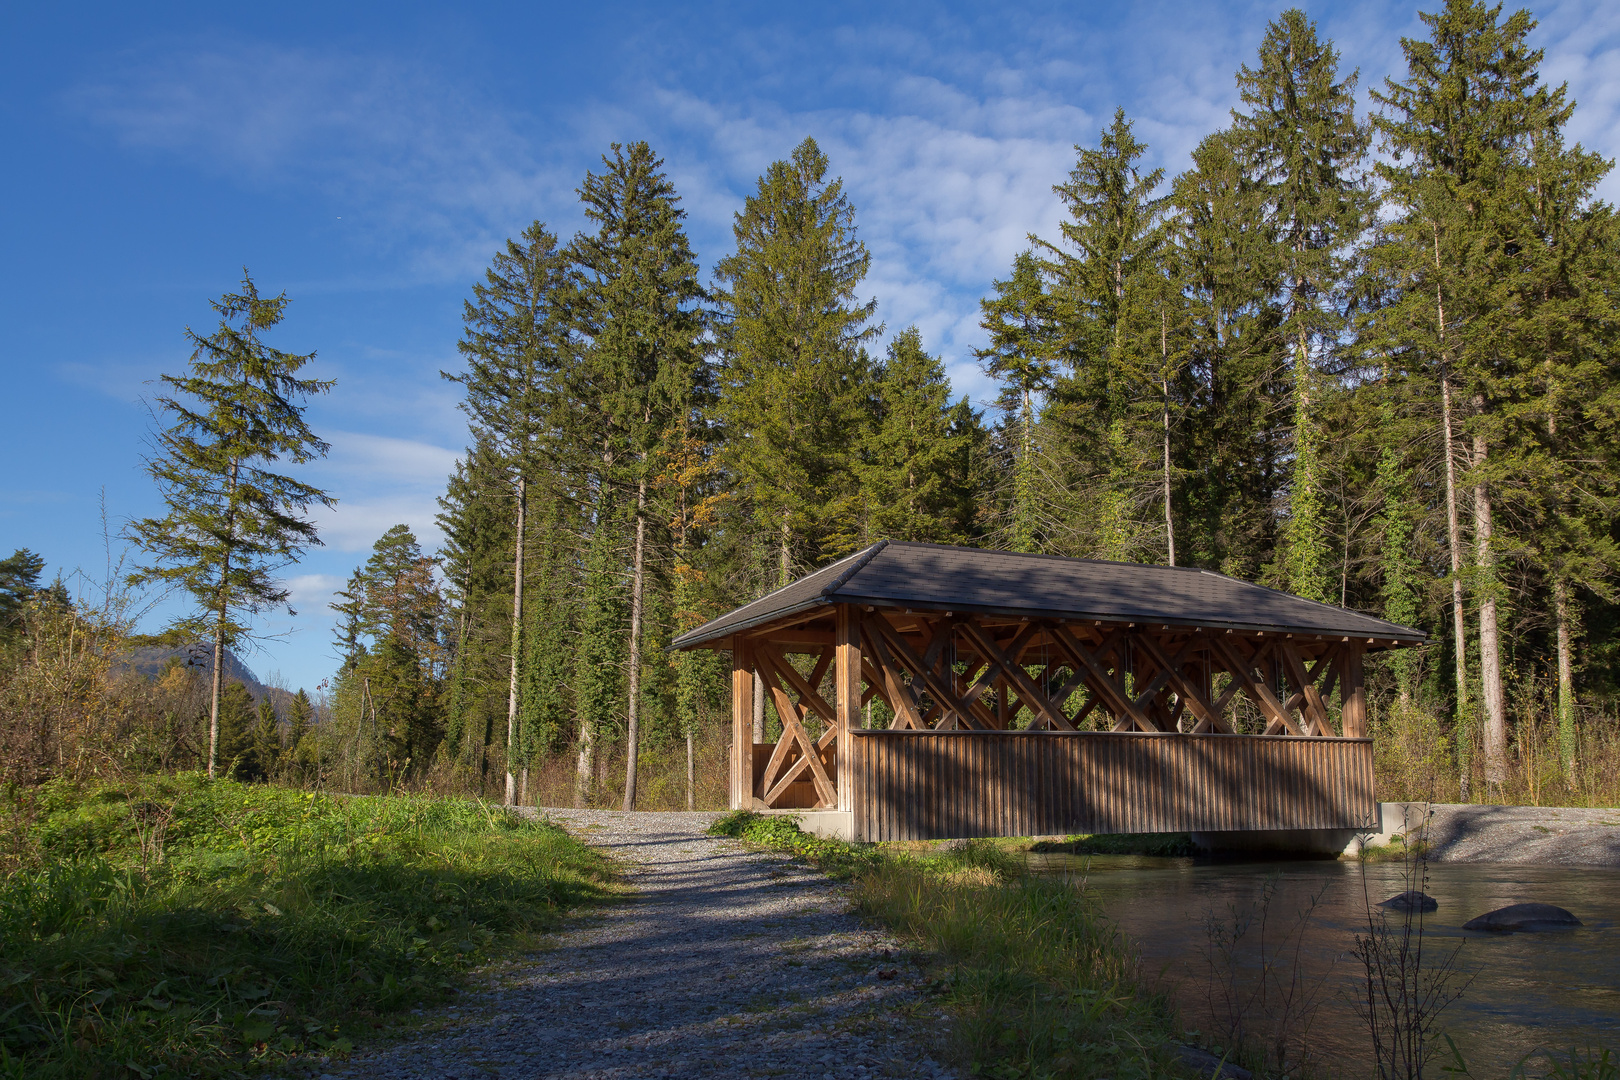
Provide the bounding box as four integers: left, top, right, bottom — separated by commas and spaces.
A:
0, 775, 614, 1078
707, 811, 1180, 1079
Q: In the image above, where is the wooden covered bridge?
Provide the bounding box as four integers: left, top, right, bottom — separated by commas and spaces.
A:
672, 541, 1423, 843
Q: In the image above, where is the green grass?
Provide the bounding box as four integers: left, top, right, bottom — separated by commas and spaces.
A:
708, 812, 1181, 1079
0, 775, 614, 1078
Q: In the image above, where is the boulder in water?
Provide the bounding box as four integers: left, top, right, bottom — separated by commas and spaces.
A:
1462, 902, 1581, 933
1379, 891, 1439, 913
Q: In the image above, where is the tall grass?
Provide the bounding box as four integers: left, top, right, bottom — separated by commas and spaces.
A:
0, 775, 614, 1078
1374, 696, 1620, 806
709, 812, 1179, 1080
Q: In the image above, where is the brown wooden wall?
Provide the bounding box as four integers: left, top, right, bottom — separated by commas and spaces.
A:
848, 730, 1375, 842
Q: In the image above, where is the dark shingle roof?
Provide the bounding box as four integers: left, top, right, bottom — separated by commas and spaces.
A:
672, 540, 1425, 650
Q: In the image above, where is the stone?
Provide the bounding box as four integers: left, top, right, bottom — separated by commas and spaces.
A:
1462, 902, 1582, 933
1379, 891, 1439, 913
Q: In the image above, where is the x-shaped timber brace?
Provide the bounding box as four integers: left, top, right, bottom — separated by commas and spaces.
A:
730, 604, 1373, 812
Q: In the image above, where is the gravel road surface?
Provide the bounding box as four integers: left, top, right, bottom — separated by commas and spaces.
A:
314, 809, 957, 1080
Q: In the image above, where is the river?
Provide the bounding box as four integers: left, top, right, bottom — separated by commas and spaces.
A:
1029, 853, 1620, 1076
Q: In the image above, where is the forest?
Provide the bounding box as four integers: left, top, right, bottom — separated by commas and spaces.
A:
3, 0, 1617, 810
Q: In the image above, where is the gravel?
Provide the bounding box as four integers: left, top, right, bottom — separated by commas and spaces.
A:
312, 808, 958, 1080
1390, 803, 1620, 865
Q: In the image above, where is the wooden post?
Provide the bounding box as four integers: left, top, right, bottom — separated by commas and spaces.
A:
1341, 646, 1367, 738
835, 604, 862, 813
732, 635, 755, 810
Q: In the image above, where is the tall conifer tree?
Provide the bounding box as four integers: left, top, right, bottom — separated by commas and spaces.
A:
129, 274, 334, 779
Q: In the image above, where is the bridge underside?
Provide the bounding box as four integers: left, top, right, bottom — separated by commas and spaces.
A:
727, 602, 1394, 841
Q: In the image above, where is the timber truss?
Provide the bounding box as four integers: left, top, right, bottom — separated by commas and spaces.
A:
732, 605, 1375, 812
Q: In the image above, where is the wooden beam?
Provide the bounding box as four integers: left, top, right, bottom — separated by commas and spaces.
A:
755, 647, 837, 806
1279, 642, 1331, 736
1209, 635, 1299, 735
1132, 634, 1230, 733
863, 627, 925, 729
1047, 624, 1155, 731
867, 614, 999, 729
1341, 645, 1368, 737
957, 619, 1074, 730
731, 635, 754, 809
836, 605, 860, 813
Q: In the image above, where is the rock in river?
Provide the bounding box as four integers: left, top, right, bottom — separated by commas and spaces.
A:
1462, 902, 1582, 933
1380, 891, 1439, 913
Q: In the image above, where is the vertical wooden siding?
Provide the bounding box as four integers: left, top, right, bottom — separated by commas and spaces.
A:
850, 731, 1375, 841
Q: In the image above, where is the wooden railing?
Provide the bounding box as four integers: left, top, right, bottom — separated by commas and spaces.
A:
847, 729, 1375, 842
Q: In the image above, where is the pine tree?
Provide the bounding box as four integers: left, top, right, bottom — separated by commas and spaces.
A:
976, 251, 1059, 552
1037, 109, 1168, 561
1170, 129, 1285, 578
858, 327, 975, 545
1372, 0, 1582, 786
128, 274, 334, 779
445, 222, 570, 804
283, 688, 315, 780
714, 137, 881, 585
0, 549, 45, 644
1232, 9, 1372, 603
215, 680, 257, 779
566, 141, 707, 809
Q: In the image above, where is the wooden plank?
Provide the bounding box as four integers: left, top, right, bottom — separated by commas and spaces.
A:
836, 605, 861, 814
1341, 646, 1368, 737
732, 636, 754, 809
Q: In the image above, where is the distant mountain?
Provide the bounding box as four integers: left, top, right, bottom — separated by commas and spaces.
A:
120, 644, 272, 703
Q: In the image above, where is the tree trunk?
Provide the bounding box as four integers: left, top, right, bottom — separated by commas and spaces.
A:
623, 479, 649, 811
780, 505, 792, 588
505, 476, 525, 807
520, 767, 528, 807
1162, 377, 1174, 567
1441, 377, 1471, 797
1471, 412, 1507, 789
209, 591, 226, 780
574, 726, 594, 809
686, 730, 695, 811
752, 669, 765, 743
1554, 577, 1576, 786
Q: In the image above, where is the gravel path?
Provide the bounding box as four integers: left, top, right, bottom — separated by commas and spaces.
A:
316, 809, 957, 1080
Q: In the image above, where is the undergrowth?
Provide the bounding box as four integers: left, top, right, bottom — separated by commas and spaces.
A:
0, 775, 614, 1078
709, 811, 1181, 1079
1028, 833, 1198, 857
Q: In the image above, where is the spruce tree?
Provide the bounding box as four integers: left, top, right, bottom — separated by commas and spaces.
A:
976, 251, 1059, 552
1037, 109, 1168, 560
714, 137, 880, 585
1372, 0, 1582, 786
445, 222, 569, 804
1232, 9, 1372, 603
128, 274, 334, 779
858, 327, 975, 545
566, 141, 706, 809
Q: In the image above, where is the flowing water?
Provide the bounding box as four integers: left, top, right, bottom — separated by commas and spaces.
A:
1029, 853, 1620, 1076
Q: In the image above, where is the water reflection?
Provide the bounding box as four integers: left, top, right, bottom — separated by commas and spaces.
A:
1029, 854, 1620, 1076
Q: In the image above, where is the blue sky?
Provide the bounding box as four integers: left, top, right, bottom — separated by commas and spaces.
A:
3, 0, 1616, 694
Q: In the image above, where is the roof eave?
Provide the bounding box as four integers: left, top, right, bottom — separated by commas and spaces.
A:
829, 593, 1427, 646
670, 597, 833, 651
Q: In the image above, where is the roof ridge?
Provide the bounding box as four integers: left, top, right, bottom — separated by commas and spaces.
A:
822, 539, 889, 597
885, 539, 1209, 573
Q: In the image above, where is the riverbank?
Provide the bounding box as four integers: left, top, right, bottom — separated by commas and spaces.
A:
1372, 802, 1620, 865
